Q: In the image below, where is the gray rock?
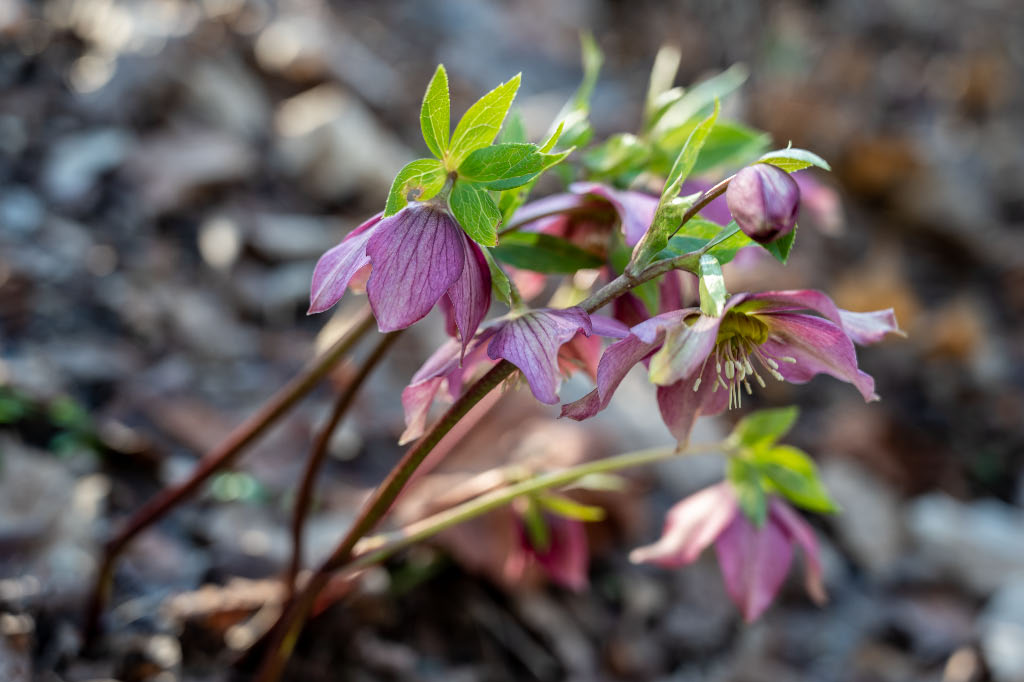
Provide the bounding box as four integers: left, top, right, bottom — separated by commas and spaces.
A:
248, 213, 340, 261
183, 54, 270, 138
980, 578, 1024, 682
820, 457, 902, 574
0, 186, 44, 236
43, 128, 131, 204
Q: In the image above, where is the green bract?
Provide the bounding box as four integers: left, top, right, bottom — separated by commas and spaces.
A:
383, 158, 446, 216
449, 181, 501, 247
697, 254, 727, 317
758, 146, 831, 172
420, 65, 450, 159
447, 74, 522, 168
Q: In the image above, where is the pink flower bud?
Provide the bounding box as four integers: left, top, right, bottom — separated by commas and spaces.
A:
726, 164, 800, 244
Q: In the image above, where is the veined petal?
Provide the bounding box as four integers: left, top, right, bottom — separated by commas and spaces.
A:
837, 308, 903, 346
590, 314, 630, 339
715, 512, 794, 622
613, 292, 651, 328
488, 308, 593, 404
630, 483, 738, 567
739, 289, 845, 326
761, 313, 878, 401
366, 204, 465, 332
308, 214, 381, 314
655, 356, 729, 444
570, 182, 658, 246
769, 499, 827, 605
512, 193, 588, 231
446, 236, 492, 355
648, 313, 723, 386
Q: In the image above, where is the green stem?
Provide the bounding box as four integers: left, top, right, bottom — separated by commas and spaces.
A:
348, 441, 724, 572
286, 330, 404, 598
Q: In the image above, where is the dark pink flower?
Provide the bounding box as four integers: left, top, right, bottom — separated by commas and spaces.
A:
726, 164, 800, 244
506, 513, 589, 591
309, 203, 491, 350
401, 311, 627, 444
562, 289, 902, 442
513, 182, 658, 248
630, 482, 825, 622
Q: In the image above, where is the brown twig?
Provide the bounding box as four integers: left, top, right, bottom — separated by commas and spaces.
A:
286, 330, 403, 598
82, 305, 376, 648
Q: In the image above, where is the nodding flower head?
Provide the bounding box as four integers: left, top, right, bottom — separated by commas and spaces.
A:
726, 164, 800, 244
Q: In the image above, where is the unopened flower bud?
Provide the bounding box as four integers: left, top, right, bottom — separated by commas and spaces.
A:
726, 164, 800, 244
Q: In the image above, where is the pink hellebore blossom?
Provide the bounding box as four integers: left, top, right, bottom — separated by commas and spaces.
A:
308, 203, 491, 350
513, 181, 659, 249
400, 309, 628, 444
726, 164, 800, 244
630, 482, 825, 622
562, 289, 902, 442
506, 513, 589, 591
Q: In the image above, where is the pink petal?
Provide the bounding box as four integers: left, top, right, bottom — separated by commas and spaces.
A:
630, 482, 739, 567
511, 193, 587, 230
740, 289, 845, 326
531, 516, 590, 591
365, 204, 465, 332
715, 512, 794, 622
648, 312, 723, 386
570, 182, 658, 246
793, 171, 843, 235
487, 308, 593, 404
446, 236, 492, 355
761, 312, 878, 401
769, 498, 827, 606
654, 355, 729, 444
308, 214, 381, 314
613, 292, 651, 328
837, 308, 903, 346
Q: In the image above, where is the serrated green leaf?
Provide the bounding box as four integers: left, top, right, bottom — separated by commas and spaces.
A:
420, 65, 450, 159
763, 225, 797, 264
449, 181, 501, 247
661, 219, 754, 265
758, 147, 831, 172
653, 63, 748, 135
482, 248, 512, 304
728, 459, 767, 527
448, 74, 521, 167
755, 445, 839, 513
731, 406, 799, 450
492, 232, 603, 274
698, 254, 727, 317
459, 143, 544, 189
537, 493, 606, 522
383, 158, 447, 216
499, 109, 528, 144
495, 146, 573, 223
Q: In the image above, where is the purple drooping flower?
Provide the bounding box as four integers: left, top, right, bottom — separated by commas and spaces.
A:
309, 203, 491, 349
401, 310, 627, 444
513, 182, 658, 249
562, 289, 902, 443
629, 482, 825, 622
506, 513, 589, 591
726, 164, 800, 244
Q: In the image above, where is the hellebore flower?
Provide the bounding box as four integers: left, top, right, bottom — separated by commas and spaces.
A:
630, 482, 824, 622
562, 289, 902, 442
505, 513, 589, 591
726, 164, 800, 244
400, 308, 628, 444
308, 203, 491, 348
513, 181, 658, 249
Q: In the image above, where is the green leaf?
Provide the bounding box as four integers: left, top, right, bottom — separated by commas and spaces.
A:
537, 493, 606, 522
731, 406, 799, 450
644, 44, 682, 129
758, 147, 831, 172
499, 109, 528, 144
755, 445, 839, 513
539, 120, 564, 153
420, 64, 450, 159
697, 254, 727, 317
660, 99, 720, 205
653, 63, 748, 134
653, 121, 771, 177
482, 248, 512, 304
458, 143, 544, 189
763, 225, 797, 264
495, 147, 573, 223
449, 181, 501, 247
550, 32, 602, 151
448, 74, 522, 167
662, 219, 755, 265
728, 459, 767, 527
492, 232, 603, 274
582, 132, 650, 179
384, 158, 447, 216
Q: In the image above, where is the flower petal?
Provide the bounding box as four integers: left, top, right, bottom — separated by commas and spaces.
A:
365, 204, 465, 332
715, 512, 794, 622
769, 499, 827, 606
648, 313, 722, 386
762, 313, 878, 401
532, 516, 589, 591
512, 193, 587, 230
570, 182, 658, 246
630, 483, 738, 567
488, 308, 593, 404
837, 308, 904, 346
655, 356, 729, 444
446, 236, 492, 355
308, 214, 380, 314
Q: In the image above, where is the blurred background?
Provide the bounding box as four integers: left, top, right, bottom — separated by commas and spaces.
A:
1, 0, 1023, 680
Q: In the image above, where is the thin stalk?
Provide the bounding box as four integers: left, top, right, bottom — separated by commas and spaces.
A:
286, 330, 403, 597
668, 175, 732, 241
349, 441, 724, 573
83, 305, 376, 647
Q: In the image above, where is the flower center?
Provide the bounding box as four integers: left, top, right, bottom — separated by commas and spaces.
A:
693, 312, 796, 409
